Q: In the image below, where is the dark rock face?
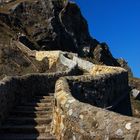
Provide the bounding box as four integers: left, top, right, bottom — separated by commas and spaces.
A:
93, 43, 120, 66
117, 58, 133, 77
59, 2, 94, 55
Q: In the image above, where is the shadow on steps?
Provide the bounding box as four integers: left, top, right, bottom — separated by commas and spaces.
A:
0, 94, 56, 140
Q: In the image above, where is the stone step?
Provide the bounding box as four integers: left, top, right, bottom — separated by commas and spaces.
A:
11, 110, 52, 117
0, 133, 56, 140
22, 102, 53, 107
32, 96, 54, 103
34, 96, 54, 100
6, 117, 52, 125
30, 98, 54, 103
15, 106, 53, 111
0, 125, 51, 134
0, 95, 55, 139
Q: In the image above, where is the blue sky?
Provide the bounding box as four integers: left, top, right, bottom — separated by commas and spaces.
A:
73, 0, 140, 78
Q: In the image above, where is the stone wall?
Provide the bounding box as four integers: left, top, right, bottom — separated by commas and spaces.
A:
52, 66, 140, 140
35, 51, 60, 69
68, 73, 131, 116
0, 46, 138, 139
15, 43, 80, 72
59, 54, 77, 69
73, 56, 94, 72
59, 54, 95, 72
90, 64, 126, 75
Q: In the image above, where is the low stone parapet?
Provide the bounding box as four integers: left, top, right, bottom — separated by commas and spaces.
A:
59, 54, 77, 69
73, 56, 94, 72
90, 64, 127, 75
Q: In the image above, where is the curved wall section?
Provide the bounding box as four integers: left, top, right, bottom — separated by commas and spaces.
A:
52, 66, 140, 140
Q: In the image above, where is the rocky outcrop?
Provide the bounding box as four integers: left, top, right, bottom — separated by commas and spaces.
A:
117, 58, 133, 77
93, 43, 120, 66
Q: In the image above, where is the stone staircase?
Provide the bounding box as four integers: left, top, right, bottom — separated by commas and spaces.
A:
0, 95, 56, 140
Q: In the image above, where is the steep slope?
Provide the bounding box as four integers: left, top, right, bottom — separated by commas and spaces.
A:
0, 21, 49, 79
0, 0, 122, 67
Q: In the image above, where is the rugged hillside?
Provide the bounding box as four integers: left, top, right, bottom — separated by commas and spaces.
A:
0, 0, 125, 66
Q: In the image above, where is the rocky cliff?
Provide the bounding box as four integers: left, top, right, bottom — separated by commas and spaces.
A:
0, 0, 130, 72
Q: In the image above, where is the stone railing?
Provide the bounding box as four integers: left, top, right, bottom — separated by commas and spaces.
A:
59, 54, 77, 69
73, 56, 94, 72
52, 66, 140, 140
